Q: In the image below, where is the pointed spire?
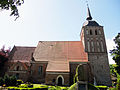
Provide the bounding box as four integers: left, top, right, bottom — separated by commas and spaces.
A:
86, 5, 92, 20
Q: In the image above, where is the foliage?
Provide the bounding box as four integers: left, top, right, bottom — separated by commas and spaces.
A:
96, 85, 107, 89
116, 74, 120, 90
0, 46, 9, 63
8, 84, 69, 90
88, 83, 100, 90
0, 46, 10, 77
0, 74, 17, 86
0, 0, 24, 20
4, 74, 11, 86
110, 64, 117, 77
10, 75, 17, 86
109, 64, 120, 89
68, 83, 100, 90
110, 33, 120, 89
110, 33, 120, 75
68, 83, 77, 90
73, 64, 80, 83
17, 79, 24, 85
0, 77, 4, 86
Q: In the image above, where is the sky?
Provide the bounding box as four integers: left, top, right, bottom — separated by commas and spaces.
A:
0, 0, 120, 64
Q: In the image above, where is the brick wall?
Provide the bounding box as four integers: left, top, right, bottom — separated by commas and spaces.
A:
5, 61, 29, 82
88, 53, 112, 86
45, 72, 69, 86
30, 62, 48, 83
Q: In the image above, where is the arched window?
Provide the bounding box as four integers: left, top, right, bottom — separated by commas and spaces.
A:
90, 30, 92, 35
95, 30, 97, 35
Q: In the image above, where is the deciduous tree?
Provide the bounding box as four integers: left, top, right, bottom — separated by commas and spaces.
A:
110, 33, 120, 74
0, 46, 10, 77
0, 0, 24, 20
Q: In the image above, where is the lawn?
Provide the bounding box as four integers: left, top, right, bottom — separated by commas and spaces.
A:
7, 84, 69, 90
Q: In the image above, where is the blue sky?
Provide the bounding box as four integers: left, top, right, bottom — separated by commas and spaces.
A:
0, 0, 119, 64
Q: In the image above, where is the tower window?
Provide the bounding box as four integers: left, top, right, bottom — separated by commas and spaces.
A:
97, 42, 100, 52
38, 66, 43, 75
95, 30, 97, 35
90, 30, 92, 35
86, 29, 89, 34
99, 30, 101, 34
91, 41, 94, 52
87, 41, 90, 52
100, 41, 104, 52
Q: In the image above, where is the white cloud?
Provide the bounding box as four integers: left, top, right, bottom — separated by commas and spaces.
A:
106, 38, 116, 64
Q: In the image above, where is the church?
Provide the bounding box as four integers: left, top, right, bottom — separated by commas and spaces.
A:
5, 7, 111, 86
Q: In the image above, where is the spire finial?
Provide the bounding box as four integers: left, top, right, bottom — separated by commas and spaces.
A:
86, 0, 92, 20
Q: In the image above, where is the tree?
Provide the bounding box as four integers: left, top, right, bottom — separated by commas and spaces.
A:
0, 46, 10, 77
110, 33, 120, 74
0, 0, 24, 20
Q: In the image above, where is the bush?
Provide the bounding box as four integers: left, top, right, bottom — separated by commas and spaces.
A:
0, 77, 4, 86
10, 76, 17, 86
4, 74, 11, 86
17, 80, 24, 85
109, 87, 117, 90
2, 74, 17, 86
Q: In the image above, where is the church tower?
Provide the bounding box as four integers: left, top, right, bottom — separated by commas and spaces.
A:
80, 7, 112, 86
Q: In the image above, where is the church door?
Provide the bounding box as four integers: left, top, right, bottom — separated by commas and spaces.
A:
58, 77, 62, 86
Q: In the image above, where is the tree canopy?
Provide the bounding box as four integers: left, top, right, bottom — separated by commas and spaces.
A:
110, 33, 120, 74
0, 0, 24, 20
0, 46, 10, 76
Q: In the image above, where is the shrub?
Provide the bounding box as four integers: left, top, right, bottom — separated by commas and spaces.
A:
10, 75, 17, 86
0, 77, 4, 86
17, 80, 24, 85
4, 74, 11, 86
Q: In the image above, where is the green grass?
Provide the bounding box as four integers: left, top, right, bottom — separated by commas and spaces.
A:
7, 83, 109, 90
8, 84, 69, 90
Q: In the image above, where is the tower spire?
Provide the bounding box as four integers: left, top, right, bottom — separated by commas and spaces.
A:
86, 3, 92, 20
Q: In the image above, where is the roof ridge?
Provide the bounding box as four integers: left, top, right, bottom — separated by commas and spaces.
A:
15, 46, 36, 48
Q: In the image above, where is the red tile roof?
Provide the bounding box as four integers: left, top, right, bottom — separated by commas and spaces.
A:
46, 60, 69, 72
33, 41, 88, 72
9, 41, 88, 72
9, 46, 35, 62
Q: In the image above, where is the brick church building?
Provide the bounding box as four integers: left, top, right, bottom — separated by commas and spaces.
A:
5, 7, 111, 86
